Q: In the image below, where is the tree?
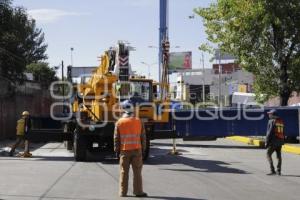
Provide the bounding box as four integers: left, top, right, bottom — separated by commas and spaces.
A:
195, 0, 300, 106
26, 62, 58, 88
0, 0, 47, 82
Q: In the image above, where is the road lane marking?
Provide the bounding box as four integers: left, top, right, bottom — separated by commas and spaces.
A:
39, 162, 76, 200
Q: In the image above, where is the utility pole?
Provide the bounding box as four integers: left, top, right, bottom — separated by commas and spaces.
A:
218, 50, 222, 107
202, 52, 205, 103
61, 61, 65, 114
159, 0, 179, 155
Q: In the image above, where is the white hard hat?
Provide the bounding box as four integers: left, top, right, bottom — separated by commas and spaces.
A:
22, 111, 30, 116
267, 109, 277, 115
121, 100, 134, 114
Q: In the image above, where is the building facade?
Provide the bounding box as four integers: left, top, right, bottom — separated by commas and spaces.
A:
176, 63, 254, 106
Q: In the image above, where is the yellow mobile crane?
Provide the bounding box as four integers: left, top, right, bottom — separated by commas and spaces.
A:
66, 41, 170, 161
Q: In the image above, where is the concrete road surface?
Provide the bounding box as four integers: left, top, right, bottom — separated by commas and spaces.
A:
1, 139, 300, 200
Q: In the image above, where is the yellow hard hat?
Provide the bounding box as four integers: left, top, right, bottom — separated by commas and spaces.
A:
22, 111, 30, 116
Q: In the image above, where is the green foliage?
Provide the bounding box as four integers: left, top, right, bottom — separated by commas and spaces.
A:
195, 0, 300, 105
0, 0, 47, 82
26, 62, 57, 88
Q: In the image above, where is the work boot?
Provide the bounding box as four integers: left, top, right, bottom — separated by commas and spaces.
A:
119, 194, 127, 197
267, 171, 276, 175
23, 152, 32, 158
277, 171, 281, 176
135, 192, 148, 197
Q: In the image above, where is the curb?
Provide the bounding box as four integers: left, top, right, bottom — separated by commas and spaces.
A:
282, 145, 300, 155
226, 136, 300, 155
226, 136, 265, 148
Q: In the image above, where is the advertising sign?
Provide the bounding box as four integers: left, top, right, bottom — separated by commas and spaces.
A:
168, 52, 192, 71
214, 49, 236, 60
238, 84, 247, 93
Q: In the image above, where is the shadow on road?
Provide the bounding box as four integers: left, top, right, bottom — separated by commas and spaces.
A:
0, 156, 74, 162
31, 156, 75, 161
0, 142, 50, 157
0, 193, 105, 200
151, 142, 262, 150
126, 195, 205, 200
281, 174, 300, 178
145, 147, 249, 174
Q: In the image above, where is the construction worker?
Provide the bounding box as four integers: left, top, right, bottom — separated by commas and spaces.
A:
129, 92, 145, 106
114, 100, 148, 197
9, 111, 32, 157
265, 109, 284, 175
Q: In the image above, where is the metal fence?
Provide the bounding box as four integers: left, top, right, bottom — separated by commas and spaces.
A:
155, 107, 300, 139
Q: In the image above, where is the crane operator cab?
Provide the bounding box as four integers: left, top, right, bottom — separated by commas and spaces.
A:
114, 77, 169, 123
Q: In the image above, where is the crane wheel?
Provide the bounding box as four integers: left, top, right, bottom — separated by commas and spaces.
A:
73, 129, 87, 161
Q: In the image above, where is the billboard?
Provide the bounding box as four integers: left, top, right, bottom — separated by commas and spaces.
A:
168, 52, 192, 71
214, 49, 236, 60
238, 84, 247, 93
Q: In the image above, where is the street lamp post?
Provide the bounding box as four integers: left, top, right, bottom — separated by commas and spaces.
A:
70, 47, 74, 67
200, 52, 205, 103
61, 60, 65, 114
141, 62, 157, 79
218, 50, 222, 107
148, 45, 180, 81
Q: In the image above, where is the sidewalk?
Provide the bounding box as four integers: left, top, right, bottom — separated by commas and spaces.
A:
0, 139, 14, 148
227, 136, 300, 155
0, 139, 45, 156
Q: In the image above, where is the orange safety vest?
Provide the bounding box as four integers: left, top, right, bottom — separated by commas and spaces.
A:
117, 117, 142, 151
274, 118, 284, 139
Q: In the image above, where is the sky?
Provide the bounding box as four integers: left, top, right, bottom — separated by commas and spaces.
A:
13, 0, 214, 82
